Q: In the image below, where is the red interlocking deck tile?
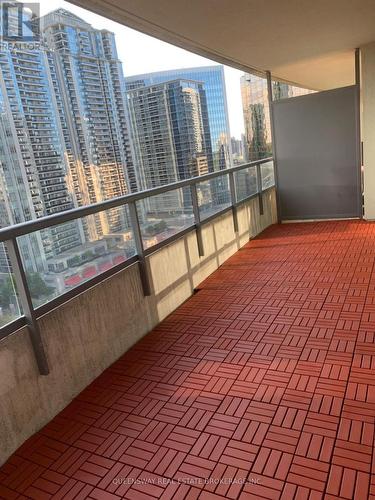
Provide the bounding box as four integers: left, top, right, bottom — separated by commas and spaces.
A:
296, 432, 335, 463
252, 449, 293, 481
337, 418, 374, 446
1, 221, 375, 499
286, 455, 330, 492
326, 465, 370, 499
332, 440, 372, 473
240, 474, 284, 499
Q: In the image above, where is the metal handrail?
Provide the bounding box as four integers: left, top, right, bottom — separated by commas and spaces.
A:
0, 157, 272, 241
0, 157, 274, 375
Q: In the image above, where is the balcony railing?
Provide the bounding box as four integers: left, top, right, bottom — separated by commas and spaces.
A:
0, 157, 274, 375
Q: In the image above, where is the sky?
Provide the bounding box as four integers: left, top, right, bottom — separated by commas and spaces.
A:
39, 0, 246, 139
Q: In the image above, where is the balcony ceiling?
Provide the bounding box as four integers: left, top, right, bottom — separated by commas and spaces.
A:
69, 0, 375, 90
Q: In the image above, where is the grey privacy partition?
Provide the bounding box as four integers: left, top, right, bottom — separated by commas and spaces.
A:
272, 86, 361, 220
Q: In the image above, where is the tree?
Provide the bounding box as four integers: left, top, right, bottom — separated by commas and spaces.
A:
0, 272, 55, 309
0, 276, 16, 308
67, 255, 80, 267
27, 272, 54, 299
144, 220, 168, 236
82, 250, 94, 261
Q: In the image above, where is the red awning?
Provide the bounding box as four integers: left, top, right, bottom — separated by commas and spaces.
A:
113, 255, 126, 266
64, 275, 82, 286
82, 266, 97, 279
98, 261, 112, 272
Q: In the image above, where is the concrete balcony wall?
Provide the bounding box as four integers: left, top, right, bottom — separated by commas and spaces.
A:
0, 188, 277, 466
362, 42, 375, 219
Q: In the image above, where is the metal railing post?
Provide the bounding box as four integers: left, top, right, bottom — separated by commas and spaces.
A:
5, 239, 49, 375
256, 163, 264, 215
128, 201, 151, 296
190, 184, 204, 256
228, 171, 239, 233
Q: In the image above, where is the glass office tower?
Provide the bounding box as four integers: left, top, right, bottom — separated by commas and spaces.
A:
241, 73, 314, 161
125, 65, 231, 171
240, 73, 272, 162
127, 79, 212, 213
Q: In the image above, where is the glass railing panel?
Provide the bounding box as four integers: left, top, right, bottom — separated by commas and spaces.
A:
197, 174, 231, 221
261, 160, 275, 190
17, 205, 136, 309
234, 166, 257, 202
0, 242, 22, 327
137, 187, 194, 250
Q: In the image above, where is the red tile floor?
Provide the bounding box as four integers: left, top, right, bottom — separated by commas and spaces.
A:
1, 221, 375, 500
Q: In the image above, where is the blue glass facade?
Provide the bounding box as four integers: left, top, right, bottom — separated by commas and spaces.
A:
125, 66, 231, 170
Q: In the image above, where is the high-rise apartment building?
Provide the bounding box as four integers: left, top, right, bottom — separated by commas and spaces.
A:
40, 9, 135, 238
230, 136, 246, 164
0, 26, 83, 272
125, 66, 231, 171
0, 6, 135, 283
127, 79, 212, 212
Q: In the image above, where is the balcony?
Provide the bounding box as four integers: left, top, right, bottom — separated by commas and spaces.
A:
0, 158, 276, 462
2, 0, 375, 498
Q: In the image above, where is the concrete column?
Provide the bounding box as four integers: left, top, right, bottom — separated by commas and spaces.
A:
362, 42, 375, 219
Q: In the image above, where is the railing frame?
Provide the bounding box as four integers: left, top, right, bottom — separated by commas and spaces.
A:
228, 171, 239, 233
0, 157, 274, 374
256, 163, 264, 215
190, 184, 204, 256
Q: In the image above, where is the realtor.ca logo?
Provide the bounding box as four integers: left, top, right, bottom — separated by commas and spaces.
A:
0, 1, 40, 49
